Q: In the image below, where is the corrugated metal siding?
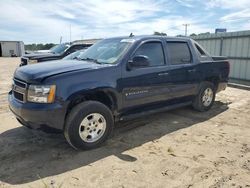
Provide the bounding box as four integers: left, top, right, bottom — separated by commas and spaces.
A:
192, 30, 250, 81
0, 41, 24, 57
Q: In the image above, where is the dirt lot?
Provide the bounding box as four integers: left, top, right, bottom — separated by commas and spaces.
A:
0, 57, 249, 188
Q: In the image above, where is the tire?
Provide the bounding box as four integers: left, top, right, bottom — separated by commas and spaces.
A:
192, 81, 215, 112
64, 101, 114, 150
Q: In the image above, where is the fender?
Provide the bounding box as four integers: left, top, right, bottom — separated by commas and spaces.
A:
65, 83, 121, 114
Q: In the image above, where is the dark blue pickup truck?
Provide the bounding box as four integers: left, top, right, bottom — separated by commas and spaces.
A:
20, 43, 92, 66
8, 35, 230, 150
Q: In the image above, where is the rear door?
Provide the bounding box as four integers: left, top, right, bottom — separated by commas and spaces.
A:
166, 40, 199, 99
121, 40, 171, 110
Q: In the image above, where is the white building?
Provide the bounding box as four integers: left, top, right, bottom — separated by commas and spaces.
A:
0, 41, 25, 57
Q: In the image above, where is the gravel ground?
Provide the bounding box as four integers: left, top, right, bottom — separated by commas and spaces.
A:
0, 57, 249, 188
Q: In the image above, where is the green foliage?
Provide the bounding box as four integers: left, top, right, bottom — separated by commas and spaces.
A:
198, 32, 210, 36
154, 31, 167, 36
25, 43, 56, 51
189, 33, 197, 37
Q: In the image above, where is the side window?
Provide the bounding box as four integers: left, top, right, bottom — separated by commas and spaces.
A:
66, 47, 74, 54
195, 43, 206, 56
134, 42, 165, 66
67, 45, 82, 54
167, 42, 192, 65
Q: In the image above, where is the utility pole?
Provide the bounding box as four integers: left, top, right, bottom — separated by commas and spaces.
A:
183, 24, 190, 36
59, 36, 62, 44
69, 24, 72, 44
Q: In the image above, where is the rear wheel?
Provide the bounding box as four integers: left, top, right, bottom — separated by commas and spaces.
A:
192, 82, 215, 112
64, 101, 114, 150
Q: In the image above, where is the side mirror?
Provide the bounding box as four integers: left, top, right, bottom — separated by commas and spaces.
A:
127, 55, 150, 70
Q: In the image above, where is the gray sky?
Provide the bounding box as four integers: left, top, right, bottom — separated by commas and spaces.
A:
0, 0, 250, 44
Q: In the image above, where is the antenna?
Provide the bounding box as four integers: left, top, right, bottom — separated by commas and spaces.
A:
129, 33, 134, 37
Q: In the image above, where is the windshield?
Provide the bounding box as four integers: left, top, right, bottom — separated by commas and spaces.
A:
78, 38, 133, 64
50, 44, 69, 54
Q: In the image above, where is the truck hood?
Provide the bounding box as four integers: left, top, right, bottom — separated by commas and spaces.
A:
14, 60, 111, 83
35, 50, 51, 53
23, 52, 59, 60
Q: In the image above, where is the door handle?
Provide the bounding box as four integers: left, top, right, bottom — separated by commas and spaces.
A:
188, 69, 196, 73
158, 72, 169, 76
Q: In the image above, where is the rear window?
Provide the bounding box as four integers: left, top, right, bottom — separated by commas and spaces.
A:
167, 42, 192, 65
195, 43, 206, 56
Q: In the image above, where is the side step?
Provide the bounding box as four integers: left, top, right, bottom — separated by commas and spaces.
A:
119, 101, 192, 121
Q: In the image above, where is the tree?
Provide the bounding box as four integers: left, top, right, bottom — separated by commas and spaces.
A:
198, 32, 210, 36
190, 33, 197, 37
154, 31, 167, 36
25, 43, 56, 51
43, 43, 55, 50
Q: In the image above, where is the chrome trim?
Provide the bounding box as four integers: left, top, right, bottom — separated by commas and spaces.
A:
13, 78, 27, 89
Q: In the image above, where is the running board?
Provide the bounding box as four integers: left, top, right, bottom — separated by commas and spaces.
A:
119, 101, 192, 121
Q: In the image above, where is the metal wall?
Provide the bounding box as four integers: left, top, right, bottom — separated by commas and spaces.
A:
192, 30, 250, 81
0, 41, 25, 57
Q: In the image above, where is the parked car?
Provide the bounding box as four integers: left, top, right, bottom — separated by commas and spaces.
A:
20, 43, 92, 66
9, 35, 230, 150
63, 49, 86, 60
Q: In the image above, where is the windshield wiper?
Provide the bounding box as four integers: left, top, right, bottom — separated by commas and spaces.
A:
80, 57, 102, 64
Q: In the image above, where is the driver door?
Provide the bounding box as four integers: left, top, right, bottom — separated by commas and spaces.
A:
121, 40, 172, 110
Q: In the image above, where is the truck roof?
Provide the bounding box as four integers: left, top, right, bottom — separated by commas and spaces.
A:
106, 35, 193, 42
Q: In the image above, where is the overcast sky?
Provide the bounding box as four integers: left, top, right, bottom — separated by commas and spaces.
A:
0, 0, 250, 44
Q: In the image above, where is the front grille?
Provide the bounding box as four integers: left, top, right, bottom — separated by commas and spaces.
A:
14, 79, 26, 88
12, 79, 27, 103
13, 91, 24, 101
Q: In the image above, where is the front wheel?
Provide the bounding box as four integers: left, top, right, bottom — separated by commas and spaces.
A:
64, 101, 114, 150
192, 82, 215, 112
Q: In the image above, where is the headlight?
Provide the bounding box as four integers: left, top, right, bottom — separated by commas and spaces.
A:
28, 59, 38, 64
27, 85, 56, 103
